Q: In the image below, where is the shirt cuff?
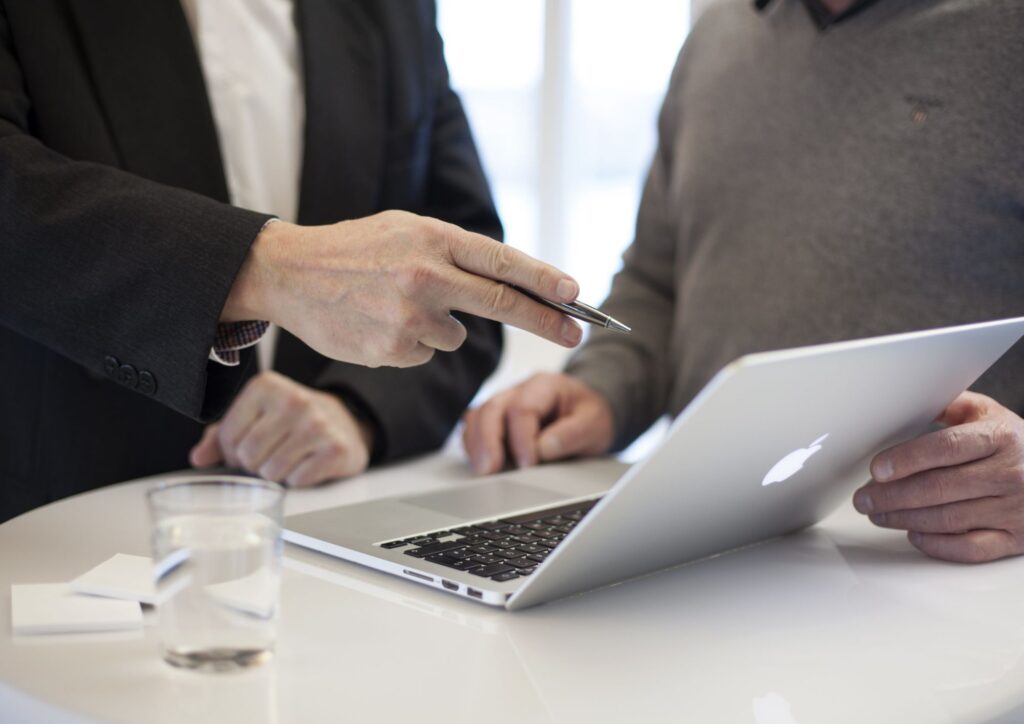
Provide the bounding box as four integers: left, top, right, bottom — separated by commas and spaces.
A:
209, 216, 279, 366
209, 320, 270, 366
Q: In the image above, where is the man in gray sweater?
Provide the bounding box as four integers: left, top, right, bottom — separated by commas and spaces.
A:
463, 0, 1024, 563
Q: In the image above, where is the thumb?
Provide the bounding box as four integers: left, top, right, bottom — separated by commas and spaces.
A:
537, 409, 601, 462
190, 424, 223, 468
936, 391, 991, 427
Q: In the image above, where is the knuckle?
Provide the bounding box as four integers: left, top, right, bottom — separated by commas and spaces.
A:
939, 428, 963, 459
506, 402, 533, 420
939, 506, 964, 533
395, 263, 437, 298
991, 421, 1019, 450
323, 440, 346, 458
534, 307, 562, 339
486, 283, 515, 314
307, 413, 329, 436
995, 464, 1024, 495
487, 243, 514, 280
283, 389, 311, 413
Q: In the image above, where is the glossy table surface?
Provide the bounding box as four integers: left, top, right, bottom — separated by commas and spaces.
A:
2, 451, 1024, 724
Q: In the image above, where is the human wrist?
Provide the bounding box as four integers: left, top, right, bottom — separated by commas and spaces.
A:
221, 218, 297, 323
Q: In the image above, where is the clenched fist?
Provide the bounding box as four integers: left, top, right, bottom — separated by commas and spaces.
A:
190, 371, 372, 488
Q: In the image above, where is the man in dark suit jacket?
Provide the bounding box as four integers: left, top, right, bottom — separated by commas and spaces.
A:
0, 0, 585, 521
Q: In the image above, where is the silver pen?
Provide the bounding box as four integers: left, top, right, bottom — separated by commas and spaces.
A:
514, 286, 631, 334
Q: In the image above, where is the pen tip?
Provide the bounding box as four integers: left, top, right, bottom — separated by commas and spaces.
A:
607, 318, 631, 334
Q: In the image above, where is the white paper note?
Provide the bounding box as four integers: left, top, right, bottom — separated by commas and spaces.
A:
11, 584, 143, 635
69, 553, 156, 605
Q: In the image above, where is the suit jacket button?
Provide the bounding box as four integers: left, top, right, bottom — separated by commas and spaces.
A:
103, 356, 120, 377
116, 364, 139, 389
138, 371, 157, 396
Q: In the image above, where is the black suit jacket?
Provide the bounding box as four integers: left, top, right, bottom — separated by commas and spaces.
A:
0, 0, 502, 521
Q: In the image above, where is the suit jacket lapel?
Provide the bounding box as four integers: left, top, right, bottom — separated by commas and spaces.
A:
294, 0, 386, 224
67, 0, 231, 202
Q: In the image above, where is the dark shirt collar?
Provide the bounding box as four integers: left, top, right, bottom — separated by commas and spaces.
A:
754, 0, 882, 29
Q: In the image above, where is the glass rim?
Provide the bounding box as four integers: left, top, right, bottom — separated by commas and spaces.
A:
146, 474, 285, 513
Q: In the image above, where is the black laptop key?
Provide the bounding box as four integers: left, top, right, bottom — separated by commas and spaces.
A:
450, 560, 481, 571
475, 521, 510, 531
406, 537, 433, 546
519, 567, 536, 576
425, 553, 462, 567
502, 499, 599, 525
527, 552, 548, 562
447, 548, 474, 560
537, 540, 559, 549
470, 563, 514, 577
404, 540, 466, 557
516, 543, 545, 554
481, 531, 512, 542
491, 570, 520, 582
506, 557, 534, 569
470, 555, 501, 565
380, 540, 408, 549
512, 534, 543, 544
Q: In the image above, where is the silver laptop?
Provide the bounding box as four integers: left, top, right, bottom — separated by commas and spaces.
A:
285, 317, 1024, 610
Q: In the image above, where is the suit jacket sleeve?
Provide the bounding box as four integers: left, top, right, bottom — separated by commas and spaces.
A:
0, 6, 271, 422
564, 54, 687, 451
313, 11, 503, 463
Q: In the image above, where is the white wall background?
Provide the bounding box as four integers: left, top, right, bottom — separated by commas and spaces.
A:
437, 0, 693, 455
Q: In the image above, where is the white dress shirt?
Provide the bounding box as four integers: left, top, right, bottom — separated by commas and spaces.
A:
182, 0, 305, 370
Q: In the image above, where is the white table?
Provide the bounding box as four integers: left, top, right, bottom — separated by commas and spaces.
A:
2, 452, 1024, 724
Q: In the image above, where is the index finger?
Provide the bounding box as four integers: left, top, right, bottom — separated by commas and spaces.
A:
445, 229, 579, 304
871, 420, 1002, 483
444, 269, 582, 348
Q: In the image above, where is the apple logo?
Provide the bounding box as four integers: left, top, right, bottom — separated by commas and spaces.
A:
761, 434, 829, 486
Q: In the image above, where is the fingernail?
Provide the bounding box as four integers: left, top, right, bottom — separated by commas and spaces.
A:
909, 531, 923, 546
561, 319, 582, 346
474, 453, 491, 474
873, 457, 894, 482
516, 454, 531, 469
557, 279, 579, 303
869, 513, 887, 525
539, 436, 560, 460
854, 490, 874, 513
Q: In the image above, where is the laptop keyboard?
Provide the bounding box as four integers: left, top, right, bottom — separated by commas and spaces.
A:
378, 498, 600, 583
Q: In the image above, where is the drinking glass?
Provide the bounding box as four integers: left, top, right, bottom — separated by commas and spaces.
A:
147, 476, 284, 672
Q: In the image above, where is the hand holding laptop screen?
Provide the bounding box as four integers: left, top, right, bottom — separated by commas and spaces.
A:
464, 324, 1024, 567
854, 391, 1024, 563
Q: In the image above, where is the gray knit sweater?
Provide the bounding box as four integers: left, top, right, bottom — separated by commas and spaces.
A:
567, 0, 1024, 450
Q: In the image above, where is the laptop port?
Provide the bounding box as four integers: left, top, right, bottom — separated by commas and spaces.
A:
402, 569, 433, 582
441, 580, 459, 591
466, 587, 483, 599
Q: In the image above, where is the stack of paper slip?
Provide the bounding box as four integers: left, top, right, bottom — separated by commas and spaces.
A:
69, 553, 156, 605
11, 584, 143, 636
11, 553, 154, 636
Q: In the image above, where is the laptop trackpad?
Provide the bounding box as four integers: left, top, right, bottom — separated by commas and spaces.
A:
403, 481, 565, 521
